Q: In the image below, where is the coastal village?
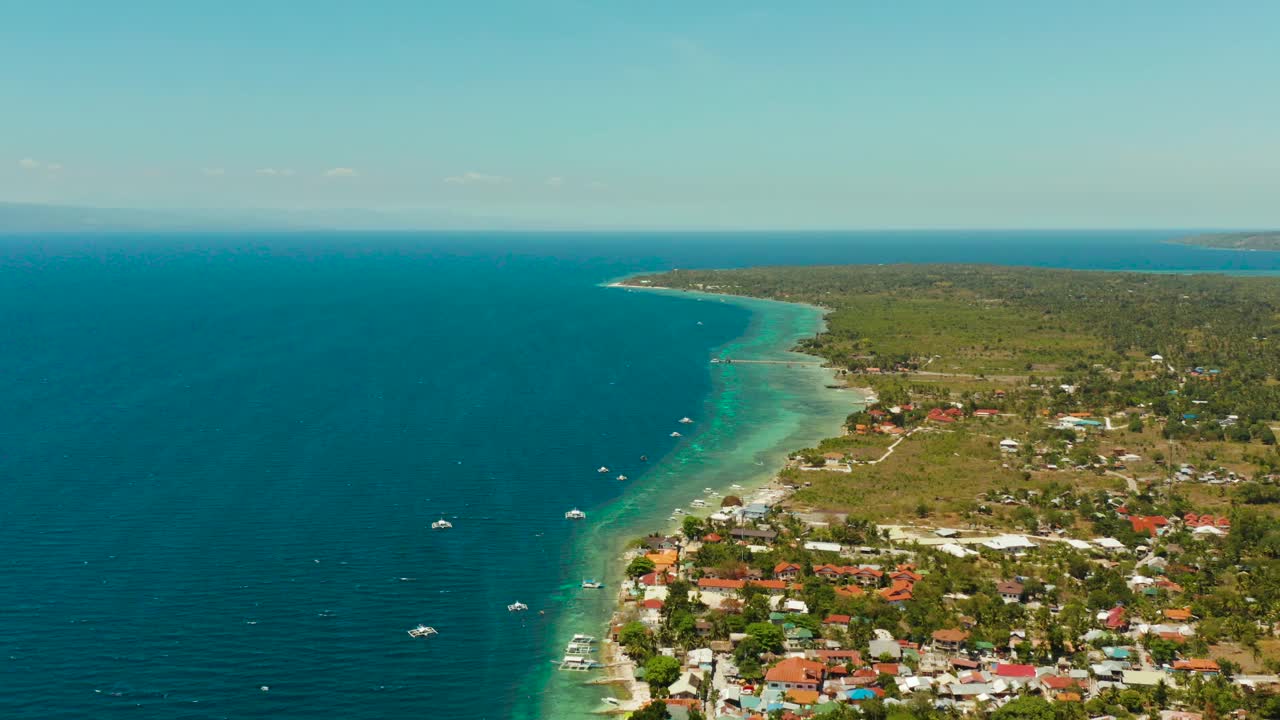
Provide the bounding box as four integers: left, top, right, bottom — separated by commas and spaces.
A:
594, 268, 1280, 720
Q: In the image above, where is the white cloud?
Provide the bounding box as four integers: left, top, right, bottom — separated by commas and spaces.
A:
19, 158, 60, 171
201, 167, 226, 176
546, 176, 565, 188
323, 167, 358, 178
255, 168, 295, 176
444, 171, 511, 185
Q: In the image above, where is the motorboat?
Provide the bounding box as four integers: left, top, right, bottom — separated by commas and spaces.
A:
407, 625, 437, 638
565, 508, 587, 520
508, 601, 529, 612
431, 518, 453, 530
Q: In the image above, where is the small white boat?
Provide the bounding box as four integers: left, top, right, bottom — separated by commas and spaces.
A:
565, 508, 587, 520
690, 499, 708, 508
570, 633, 597, 644
730, 484, 744, 490
597, 466, 610, 473
703, 487, 714, 494
431, 518, 453, 530
670, 432, 682, 438
616, 474, 628, 481
557, 655, 603, 671
581, 579, 604, 589
508, 601, 528, 612
407, 625, 438, 638
672, 508, 685, 515
679, 417, 694, 424
603, 697, 621, 706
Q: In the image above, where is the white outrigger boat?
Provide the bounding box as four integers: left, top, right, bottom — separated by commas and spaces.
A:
556, 655, 604, 671
565, 508, 587, 520
616, 474, 628, 481
670, 431, 682, 438
508, 601, 528, 612
690, 499, 708, 508
730, 484, 744, 490
597, 466, 610, 473
581, 579, 604, 589
679, 417, 694, 424
431, 518, 453, 530
407, 625, 438, 638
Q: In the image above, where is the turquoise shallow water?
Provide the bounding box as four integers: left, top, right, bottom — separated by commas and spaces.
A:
3, 231, 1280, 720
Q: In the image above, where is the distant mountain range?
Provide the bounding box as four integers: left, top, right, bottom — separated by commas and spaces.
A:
1169, 231, 1280, 251
0, 202, 538, 232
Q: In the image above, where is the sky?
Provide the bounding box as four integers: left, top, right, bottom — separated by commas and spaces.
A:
2, 1, 1278, 229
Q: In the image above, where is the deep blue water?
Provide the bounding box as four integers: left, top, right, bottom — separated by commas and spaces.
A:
3, 231, 1279, 720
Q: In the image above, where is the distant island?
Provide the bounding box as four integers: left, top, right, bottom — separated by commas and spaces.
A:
1168, 231, 1280, 251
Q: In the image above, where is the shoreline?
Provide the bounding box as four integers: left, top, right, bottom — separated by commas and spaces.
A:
537, 278, 866, 718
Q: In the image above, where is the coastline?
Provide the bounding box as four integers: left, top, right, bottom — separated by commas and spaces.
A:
530, 278, 866, 719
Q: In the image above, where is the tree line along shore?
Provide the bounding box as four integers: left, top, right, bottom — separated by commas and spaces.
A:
600, 265, 1280, 720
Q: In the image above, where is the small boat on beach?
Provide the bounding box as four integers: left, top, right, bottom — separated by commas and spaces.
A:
672, 508, 685, 515
690, 499, 708, 508
670, 431, 682, 438
597, 466, 610, 473
730, 484, 744, 490
679, 417, 694, 424
508, 601, 528, 612
703, 487, 714, 494
407, 625, 438, 638
431, 518, 453, 530
565, 508, 587, 520
581, 579, 604, 589
616, 474, 628, 481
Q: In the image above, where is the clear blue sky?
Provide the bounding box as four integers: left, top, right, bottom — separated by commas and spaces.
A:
3, 1, 1278, 228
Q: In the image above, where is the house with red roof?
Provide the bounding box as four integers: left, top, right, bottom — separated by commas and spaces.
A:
774, 562, 803, 581
1129, 515, 1169, 537
1103, 605, 1129, 631
849, 567, 884, 586
750, 579, 788, 593
878, 580, 914, 604
823, 614, 852, 627
973, 408, 1000, 417
835, 585, 865, 599
697, 577, 745, 592
1173, 659, 1220, 675
765, 657, 825, 693
995, 663, 1037, 680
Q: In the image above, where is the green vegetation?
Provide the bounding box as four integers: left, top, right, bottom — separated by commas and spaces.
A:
1170, 231, 1280, 251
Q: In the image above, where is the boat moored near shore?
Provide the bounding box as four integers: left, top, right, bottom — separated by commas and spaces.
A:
565, 508, 587, 520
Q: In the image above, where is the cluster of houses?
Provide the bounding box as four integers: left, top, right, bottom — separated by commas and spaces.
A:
613, 506, 1262, 720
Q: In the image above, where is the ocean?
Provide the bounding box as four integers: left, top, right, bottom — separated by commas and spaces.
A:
3, 231, 1279, 720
